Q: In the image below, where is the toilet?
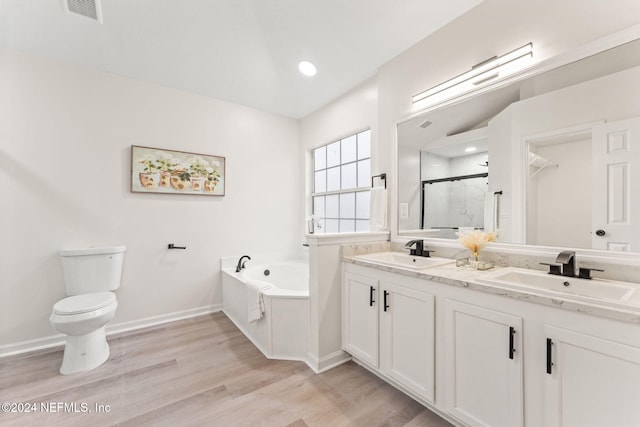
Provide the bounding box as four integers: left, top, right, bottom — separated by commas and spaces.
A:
50, 245, 126, 375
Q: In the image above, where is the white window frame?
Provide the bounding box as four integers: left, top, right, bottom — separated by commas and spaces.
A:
311, 128, 371, 234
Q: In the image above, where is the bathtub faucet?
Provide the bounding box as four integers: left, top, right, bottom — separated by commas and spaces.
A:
235, 255, 251, 272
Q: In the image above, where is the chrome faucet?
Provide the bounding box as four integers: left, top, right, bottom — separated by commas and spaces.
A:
235, 255, 251, 272
555, 251, 576, 277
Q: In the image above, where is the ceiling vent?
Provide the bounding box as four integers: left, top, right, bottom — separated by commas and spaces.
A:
64, 0, 102, 22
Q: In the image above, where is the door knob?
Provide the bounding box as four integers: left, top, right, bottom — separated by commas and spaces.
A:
595, 229, 606, 236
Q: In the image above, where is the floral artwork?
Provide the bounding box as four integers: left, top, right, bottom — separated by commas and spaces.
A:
131, 145, 225, 196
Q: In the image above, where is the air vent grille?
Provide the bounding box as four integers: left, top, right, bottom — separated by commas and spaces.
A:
66, 0, 100, 21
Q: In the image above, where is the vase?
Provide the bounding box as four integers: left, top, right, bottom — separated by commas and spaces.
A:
190, 176, 205, 191
138, 172, 160, 190
170, 174, 188, 191
159, 171, 171, 187
204, 180, 218, 193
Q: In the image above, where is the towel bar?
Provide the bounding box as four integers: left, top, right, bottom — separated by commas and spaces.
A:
371, 173, 387, 189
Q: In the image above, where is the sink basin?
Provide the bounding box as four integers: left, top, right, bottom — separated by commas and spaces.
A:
353, 252, 454, 270
476, 267, 636, 303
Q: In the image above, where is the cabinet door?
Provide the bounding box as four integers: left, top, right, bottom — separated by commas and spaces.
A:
543, 325, 640, 427
342, 272, 379, 367
380, 282, 435, 403
445, 299, 523, 427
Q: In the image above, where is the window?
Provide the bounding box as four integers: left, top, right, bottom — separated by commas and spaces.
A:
312, 129, 371, 233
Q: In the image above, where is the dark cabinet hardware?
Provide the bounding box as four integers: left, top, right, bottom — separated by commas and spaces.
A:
369, 286, 375, 307
595, 229, 606, 236
509, 326, 516, 360
383, 290, 390, 312
168, 244, 186, 249
546, 338, 553, 374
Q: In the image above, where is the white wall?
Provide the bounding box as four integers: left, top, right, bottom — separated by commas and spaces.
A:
0, 49, 302, 352
529, 140, 592, 247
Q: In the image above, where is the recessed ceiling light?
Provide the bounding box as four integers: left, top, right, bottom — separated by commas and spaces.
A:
298, 61, 317, 77
465, 147, 477, 153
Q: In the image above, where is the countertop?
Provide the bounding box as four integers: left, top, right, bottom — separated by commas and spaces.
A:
343, 254, 640, 324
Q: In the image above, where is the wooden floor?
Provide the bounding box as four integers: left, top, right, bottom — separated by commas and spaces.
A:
0, 313, 454, 427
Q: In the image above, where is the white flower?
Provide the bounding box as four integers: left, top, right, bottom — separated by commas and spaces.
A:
155, 151, 173, 160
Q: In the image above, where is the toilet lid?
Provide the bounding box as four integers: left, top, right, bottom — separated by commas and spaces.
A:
53, 292, 116, 315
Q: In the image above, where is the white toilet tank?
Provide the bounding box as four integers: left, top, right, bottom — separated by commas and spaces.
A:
59, 246, 126, 296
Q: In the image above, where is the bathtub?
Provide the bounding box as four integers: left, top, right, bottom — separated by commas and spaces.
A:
221, 259, 309, 362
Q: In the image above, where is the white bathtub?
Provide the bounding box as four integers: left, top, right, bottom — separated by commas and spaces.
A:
221, 259, 309, 362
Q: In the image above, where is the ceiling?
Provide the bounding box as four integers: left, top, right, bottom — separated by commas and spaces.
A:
0, 0, 482, 119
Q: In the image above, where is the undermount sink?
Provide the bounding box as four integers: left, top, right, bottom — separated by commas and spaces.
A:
353, 252, 454, 270
476, 267, 636, 304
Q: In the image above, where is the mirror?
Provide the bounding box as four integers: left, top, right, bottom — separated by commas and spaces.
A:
398, 36, 640, 251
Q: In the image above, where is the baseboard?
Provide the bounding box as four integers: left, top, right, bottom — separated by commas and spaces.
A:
107, 304, 222, 336
0, 304, 222, 359
306, 349, 351, 373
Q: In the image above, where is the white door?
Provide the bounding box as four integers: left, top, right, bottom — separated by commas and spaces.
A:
444, 300, 523, 427
380, 282, 435, 403
543, 325, 640, 427
592, 117, 640, 251
342, 272, 379, 367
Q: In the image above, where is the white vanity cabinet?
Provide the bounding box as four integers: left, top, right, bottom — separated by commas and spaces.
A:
343, 271, 379, 367
380, 280, 435, 403
342, 266, 436, 403
444, 299, 523, 427
542, 325, 640, 427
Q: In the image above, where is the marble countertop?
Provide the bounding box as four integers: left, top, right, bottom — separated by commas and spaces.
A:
343, 254, 640, 324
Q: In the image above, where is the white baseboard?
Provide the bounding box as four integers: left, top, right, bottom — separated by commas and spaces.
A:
0, 304, 222, 359
306, 349, 351, 373
107, 304, 222, 336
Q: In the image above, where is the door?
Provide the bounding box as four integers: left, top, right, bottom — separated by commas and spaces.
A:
444, 299, 523, 427
342, 272, 379, 367
592, 117, 640, 251
543, 325, 640, 427
380, 282, 435, 403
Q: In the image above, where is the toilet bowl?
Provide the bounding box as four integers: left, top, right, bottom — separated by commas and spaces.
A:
51, 245, 126, 375
50, 291, 118, 375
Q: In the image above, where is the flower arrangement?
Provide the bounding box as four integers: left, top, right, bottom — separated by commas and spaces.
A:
456, 230, 497, 261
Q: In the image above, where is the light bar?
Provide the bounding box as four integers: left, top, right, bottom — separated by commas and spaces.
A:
412, 43, 533, 107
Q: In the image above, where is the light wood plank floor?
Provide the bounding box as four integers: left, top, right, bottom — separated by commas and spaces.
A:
0, 313, 454, 427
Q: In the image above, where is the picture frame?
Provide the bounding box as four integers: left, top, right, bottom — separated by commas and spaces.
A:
131, 145, 225, 196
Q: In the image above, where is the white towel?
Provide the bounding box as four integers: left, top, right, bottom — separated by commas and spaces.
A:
369, 187, 387, 231
246, 279, 274, 323
483, 192, 495, 232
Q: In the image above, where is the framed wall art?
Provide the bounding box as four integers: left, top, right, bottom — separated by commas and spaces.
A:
131, 145, 225, 196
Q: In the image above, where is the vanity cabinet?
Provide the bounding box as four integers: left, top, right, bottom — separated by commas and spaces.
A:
380, 280, 435, 403
542, 325, 640, 427
343, 272, 379, 367
444, 299, 523, 427
342, 268, 435, 403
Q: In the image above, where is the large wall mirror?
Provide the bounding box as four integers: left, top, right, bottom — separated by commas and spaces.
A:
397, 34, 640, 254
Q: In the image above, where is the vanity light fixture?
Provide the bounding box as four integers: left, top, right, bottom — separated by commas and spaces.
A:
412, 42, 533, 107
298, 61, 317, 77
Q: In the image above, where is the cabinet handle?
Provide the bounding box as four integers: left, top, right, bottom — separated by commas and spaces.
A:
383, 290, 390, 312
509, 326, 516, 360
369, 286, 375, 307
546, 338, 553, 374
